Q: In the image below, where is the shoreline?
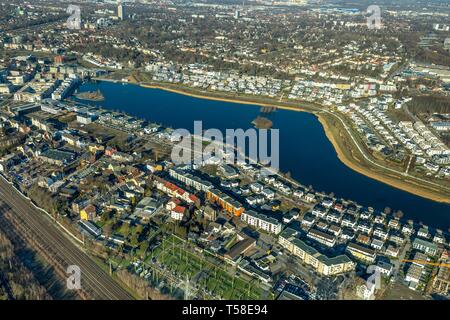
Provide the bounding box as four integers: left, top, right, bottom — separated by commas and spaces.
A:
101, 78, 450, 205
139, 82, 316, 113
316, 116, 450, 205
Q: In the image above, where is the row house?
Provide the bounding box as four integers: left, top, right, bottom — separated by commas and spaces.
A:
373, 227, 389, 240
346, 242, 377, 263
307, 228, 336, 248
279, 229, 355, 277
412, 238, 438, 256
206, 188, 244, 217
388, 218, 401, 230
168, 168, 213, 192
370, 238, 385, 251
154, 178, 198, 205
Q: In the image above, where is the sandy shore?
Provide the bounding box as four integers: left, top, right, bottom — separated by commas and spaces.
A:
139, 83, 315, 113
118, 79, 450, 204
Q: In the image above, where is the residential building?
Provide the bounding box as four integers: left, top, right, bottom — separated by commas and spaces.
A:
206, 188, 244, 216
279, 229, 355, 276
376, 260, 394, 277
433, 256, 450, 294
171, 205, 186, 221
80, 204, 97, 221
312, 205, 327, 218
412, 238, 438, 256
417, 227, 430, 239
405, 264, 423, 289
370, 238, 385, 251
301, 213, 316, 228
241, 210, 282, 234
346, 242, 377, 263
385, 244, 400, 258
118, 1, 125, 20
373, 227, 388, 240
307, 228, 336, 247
134, 197, 161, 218
155, 178, 198, 204
169, 169, 213, 192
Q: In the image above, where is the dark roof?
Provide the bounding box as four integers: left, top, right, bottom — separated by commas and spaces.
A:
224, 237, 256, 261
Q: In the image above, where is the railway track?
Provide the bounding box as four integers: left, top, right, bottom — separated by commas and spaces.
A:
0, 178, 134, 300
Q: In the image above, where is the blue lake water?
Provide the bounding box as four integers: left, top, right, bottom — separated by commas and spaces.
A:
75, 81, 450, 230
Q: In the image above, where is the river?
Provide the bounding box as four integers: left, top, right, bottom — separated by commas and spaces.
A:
74, 81, 450, 230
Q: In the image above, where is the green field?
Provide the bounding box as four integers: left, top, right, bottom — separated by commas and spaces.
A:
147, 235, 264, 300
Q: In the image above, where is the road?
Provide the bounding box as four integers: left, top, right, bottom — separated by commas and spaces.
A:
0, 176, 135, 300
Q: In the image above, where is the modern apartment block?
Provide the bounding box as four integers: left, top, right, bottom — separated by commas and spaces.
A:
279, 228, 355, 276
241, 210, 282, 235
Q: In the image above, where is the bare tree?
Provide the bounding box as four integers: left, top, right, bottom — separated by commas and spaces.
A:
394, 210, 404, 219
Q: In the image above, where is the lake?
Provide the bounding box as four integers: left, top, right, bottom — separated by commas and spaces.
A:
75, 81, 450, 230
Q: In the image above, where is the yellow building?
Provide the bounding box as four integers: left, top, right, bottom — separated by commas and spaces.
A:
335, 83, 351, 90
80, 204, 97, 221
279, 228, 355, 276
88, 144, 105, 153
346, 242, 376, 263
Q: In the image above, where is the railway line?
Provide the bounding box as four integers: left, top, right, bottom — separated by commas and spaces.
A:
0, 176, 135, 300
